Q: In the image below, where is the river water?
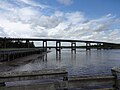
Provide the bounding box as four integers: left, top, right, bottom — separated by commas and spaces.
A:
12, 49, 120, 76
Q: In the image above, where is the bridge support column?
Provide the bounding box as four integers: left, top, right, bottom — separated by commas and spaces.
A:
56, 41, 61, 51
71, 42, 76, 51
86, 42, 91, 50
43, 41, 47, 50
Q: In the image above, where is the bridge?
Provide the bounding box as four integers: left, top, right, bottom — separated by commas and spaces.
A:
0, 37, 119, 51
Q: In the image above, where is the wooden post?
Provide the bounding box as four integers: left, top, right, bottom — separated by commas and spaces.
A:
63, 73, 68, 90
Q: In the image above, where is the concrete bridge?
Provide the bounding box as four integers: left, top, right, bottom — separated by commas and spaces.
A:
0, 37, 119, 51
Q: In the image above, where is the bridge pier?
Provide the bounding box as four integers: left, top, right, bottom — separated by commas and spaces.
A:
86, 42, 91, 50
43, 41, 47, 50
71, 42, 76, 51
56, 41, 61, 51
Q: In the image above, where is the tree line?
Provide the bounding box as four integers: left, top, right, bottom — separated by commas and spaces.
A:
0, 40, 35, 48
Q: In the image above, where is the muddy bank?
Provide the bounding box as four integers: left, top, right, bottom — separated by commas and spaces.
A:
0, 51, 50, 72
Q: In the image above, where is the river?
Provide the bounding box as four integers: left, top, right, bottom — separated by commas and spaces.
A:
12, 49, 120, 76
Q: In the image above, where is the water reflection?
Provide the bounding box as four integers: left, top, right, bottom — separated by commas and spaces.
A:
86, 50, 91, 56
86, 50, 91, 61
71, 50, 76, 60
56, 51, 61, 61
43, 54, 47, 61
4, 49, 120, 76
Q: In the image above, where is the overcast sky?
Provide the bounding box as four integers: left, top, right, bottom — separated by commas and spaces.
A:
0, 0, 120, 43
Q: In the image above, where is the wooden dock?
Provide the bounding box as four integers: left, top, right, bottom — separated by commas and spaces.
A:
0, 48, 46, 62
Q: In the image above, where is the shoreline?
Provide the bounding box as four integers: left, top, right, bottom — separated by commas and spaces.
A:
0, 51, 50, 72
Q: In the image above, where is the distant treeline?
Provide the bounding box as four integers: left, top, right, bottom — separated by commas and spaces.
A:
0, 40, 35, 48
79, 43, 120, 49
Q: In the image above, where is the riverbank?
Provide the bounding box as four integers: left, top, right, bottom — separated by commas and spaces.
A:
0, 48, 46, 62
0, 50, 49, 72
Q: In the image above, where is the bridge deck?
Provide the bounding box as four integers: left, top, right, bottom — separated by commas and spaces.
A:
0, 37, 118, 44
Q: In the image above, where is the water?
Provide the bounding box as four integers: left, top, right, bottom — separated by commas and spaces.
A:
12, 49, 120, 76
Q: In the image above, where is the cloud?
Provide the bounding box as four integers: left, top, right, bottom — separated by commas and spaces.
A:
17, 0, 50, 9
57, 0, 73, 5
46, 13, 120, 43
0, 27, 8, 37
0, 0, 50, 13
0, 0, 15, 11
0, 1, 120, 43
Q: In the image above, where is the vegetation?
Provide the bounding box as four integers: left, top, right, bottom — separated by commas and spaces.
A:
78, 43, 120, 49
0, 39, 35, 48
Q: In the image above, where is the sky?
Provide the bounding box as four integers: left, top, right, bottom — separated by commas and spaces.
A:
0, 0, 120, 43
